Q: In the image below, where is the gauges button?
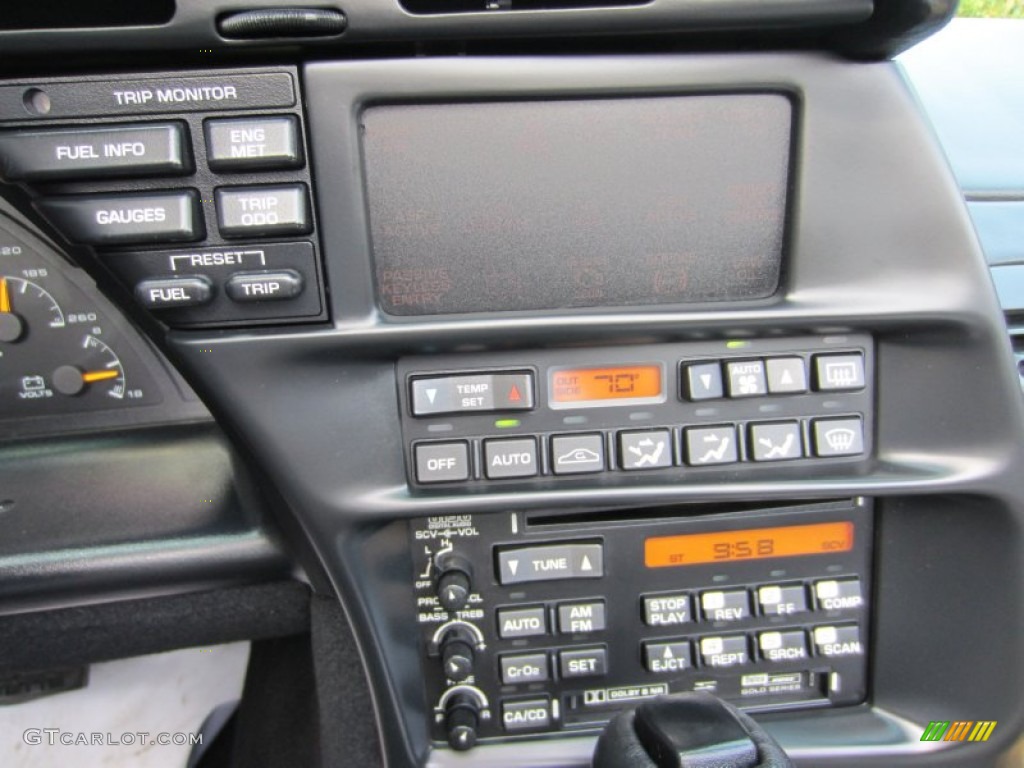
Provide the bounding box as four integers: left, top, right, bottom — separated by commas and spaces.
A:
35, 190, 204, 245
134, 277, 213, 309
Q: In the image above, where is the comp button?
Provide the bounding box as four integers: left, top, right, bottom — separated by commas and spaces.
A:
225, 270, 303, 302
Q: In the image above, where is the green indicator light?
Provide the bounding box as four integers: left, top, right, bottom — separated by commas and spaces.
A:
726, 340, 749, 349
495, 419, 521, 429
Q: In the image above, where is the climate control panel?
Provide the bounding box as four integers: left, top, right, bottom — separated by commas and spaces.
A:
398, 335, 873, 489
410, 499, 872, 750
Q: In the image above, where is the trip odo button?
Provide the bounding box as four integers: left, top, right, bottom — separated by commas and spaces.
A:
216, 184, 310, 237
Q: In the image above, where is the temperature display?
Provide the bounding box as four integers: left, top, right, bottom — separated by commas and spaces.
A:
645, 522, 854, 567
549, 364, 664, 408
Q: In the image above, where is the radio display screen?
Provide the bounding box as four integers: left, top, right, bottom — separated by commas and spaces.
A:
644, 522, 854, 567
361, 94, 792, 315
549, 364, 664, 408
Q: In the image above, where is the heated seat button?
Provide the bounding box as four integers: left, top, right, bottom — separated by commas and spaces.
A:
36, 190, 203, 245
225, 269, 303, 302
135, 277, 213, 309
0, 122, 190, 181
215, 184, 311, 237
205, 116, 303, 171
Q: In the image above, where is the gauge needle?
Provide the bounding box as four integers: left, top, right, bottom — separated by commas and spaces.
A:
0, 277, 10, 313
82, 369, 120, 383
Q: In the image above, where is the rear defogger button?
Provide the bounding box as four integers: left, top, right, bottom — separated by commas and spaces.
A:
496, 542, 603, 585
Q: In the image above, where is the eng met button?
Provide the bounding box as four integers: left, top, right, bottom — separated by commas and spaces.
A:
0, 122, 190, 181
496, 542, 603, 585
205, 115, 303, 172
35, 190, 203, 245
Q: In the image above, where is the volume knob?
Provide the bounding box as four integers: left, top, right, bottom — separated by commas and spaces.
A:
444, 692, 481, 751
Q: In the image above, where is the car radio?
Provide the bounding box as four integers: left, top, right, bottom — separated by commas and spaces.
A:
409, 498, 872, 750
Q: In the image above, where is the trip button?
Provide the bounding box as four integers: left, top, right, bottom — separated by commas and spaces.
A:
559, 647, 607, 679
700, 590, 750, 622
814, 579, 864, 611
414, 442, 469, 484
557, 601, 606, 634
757, 584, 808, 617
135, 277, 213, 309
502, 698, 550, 732
758, 630, 809, 662
216, 184, 311, 237
35, 190, 203, 245
496, 542, 603, 585
699, 635, 749, 667
500, 653, 549, 685
225, 270, 303, 302
484, 438, 538, 480
496, 606, 547, 639
643, 641, 692, 673
205, 115, 302, 171
0, 122, 190, 181
812, 625, 863, 657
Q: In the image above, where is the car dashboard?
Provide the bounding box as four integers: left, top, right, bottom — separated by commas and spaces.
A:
0, 3, 1022, 767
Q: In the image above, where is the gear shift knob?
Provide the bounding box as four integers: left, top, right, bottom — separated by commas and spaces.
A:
593, 692, 793, 768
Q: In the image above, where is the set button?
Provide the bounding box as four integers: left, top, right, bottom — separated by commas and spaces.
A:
559, 647, 607, 679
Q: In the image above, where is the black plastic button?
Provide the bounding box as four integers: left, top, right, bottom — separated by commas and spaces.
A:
413, 442, 469, 483
557, 602, 606, 634
224, 269, 303, 302
215, 184, 310, 237
496, 542, 603, 584
559, 647, 607, 678
758, 630, 809, 663
812, 625, 863, 657
410, 372, 534, 416
814, 353, 866, 391
700, 590, 750, 622
496, 606, 547, 639
699, 635, 749, 667
0, 122, 190, 181
134, 277, 213, 309
36, 190, 203, 246
757, 584, 808, 616
500, 654, 549, 685
501, 698, 550, 732
643, 641, 692, 673
205, 116, 303, 171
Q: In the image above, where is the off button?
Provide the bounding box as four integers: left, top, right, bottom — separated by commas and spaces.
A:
225, 270, 303, 302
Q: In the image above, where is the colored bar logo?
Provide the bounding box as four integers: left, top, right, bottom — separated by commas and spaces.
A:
921, 721, 997, 742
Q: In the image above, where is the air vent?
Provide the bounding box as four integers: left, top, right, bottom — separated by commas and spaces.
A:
400, 0, 648, 13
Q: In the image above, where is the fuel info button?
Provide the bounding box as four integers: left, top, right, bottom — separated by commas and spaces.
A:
225, 270, 303, 302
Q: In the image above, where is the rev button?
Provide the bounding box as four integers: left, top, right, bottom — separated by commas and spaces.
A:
225, 270, 303, 302
135, 277, 213, 309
